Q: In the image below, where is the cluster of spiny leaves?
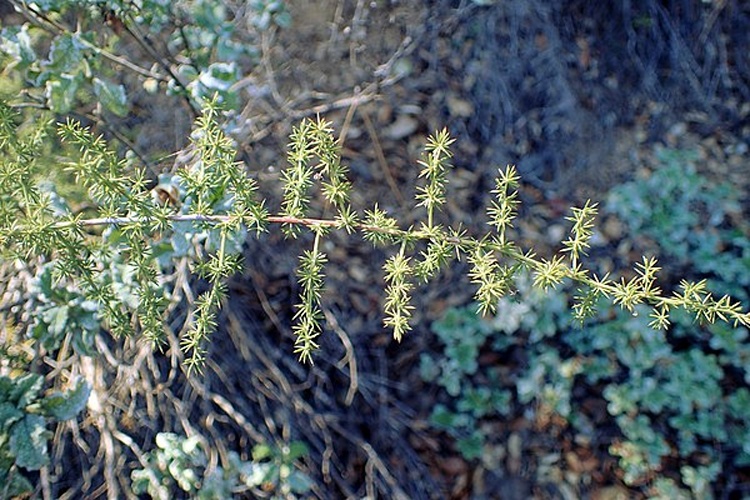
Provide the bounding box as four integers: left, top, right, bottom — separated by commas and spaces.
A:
2, 98, 749, 371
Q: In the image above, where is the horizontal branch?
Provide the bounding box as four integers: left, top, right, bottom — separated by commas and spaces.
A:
58, 213, 394, 233
54, 211, 750, 326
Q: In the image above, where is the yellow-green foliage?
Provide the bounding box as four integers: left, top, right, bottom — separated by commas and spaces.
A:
2, 99, 749, 371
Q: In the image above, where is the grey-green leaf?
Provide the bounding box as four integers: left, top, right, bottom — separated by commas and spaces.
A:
0, 25, 36, 68
8, 373, 43, 408
0, 402, 24, 432
10, 414, 50, 469
46, 74, 79, 114
47, 33, 83, 73
287, 470, 313, 493
45, 304, 69, 337
93, 78, 129, 117
42, 378, 91, 421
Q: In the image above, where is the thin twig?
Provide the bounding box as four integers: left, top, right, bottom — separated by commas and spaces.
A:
248, 267, 292, 338
118, 12, 200, 117
288, 83, 381, 120
260, 30, 287, 111
361, 109, 407, 207
9, 1, 164, 81
337, 90, 360, 146
323, 307, 359, 406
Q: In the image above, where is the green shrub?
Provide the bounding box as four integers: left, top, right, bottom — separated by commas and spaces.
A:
422, 148, 750, 495
419, 305, 511, 459
0, 0, 289, 115
131, 432, 311, 499
0, 372, 90, 498
607, 147, 749, 302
